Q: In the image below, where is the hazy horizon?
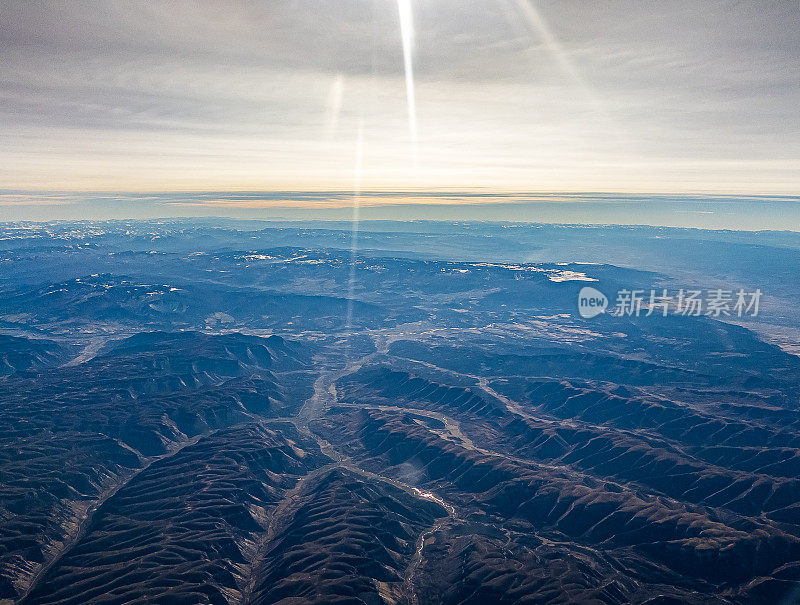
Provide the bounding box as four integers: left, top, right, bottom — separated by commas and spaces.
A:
3, 190, 800, 231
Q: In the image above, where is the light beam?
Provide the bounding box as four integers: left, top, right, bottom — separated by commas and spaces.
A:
344, 120, 365, 352
397, 0, 417, 145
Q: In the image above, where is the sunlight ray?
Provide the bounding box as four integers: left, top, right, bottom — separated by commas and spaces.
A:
345, 119, 365, 350
398, 0, 417, 147
324, 73, 344, 138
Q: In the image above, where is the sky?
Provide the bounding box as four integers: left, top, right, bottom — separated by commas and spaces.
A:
1, 1, 799, 222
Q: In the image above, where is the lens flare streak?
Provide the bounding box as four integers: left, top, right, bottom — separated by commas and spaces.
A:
345, 121, 365, 346
398, 0, 417, 145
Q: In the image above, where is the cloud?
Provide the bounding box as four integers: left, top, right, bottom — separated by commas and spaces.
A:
0, 0, 798, 195
0, 193, 76, 206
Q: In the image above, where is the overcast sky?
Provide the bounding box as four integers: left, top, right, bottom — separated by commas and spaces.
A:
2, 0, 799, 205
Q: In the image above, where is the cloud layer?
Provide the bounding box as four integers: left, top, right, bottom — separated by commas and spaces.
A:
1, 0, 798, 194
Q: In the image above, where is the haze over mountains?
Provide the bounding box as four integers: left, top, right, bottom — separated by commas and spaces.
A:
1, 219, 800, 604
